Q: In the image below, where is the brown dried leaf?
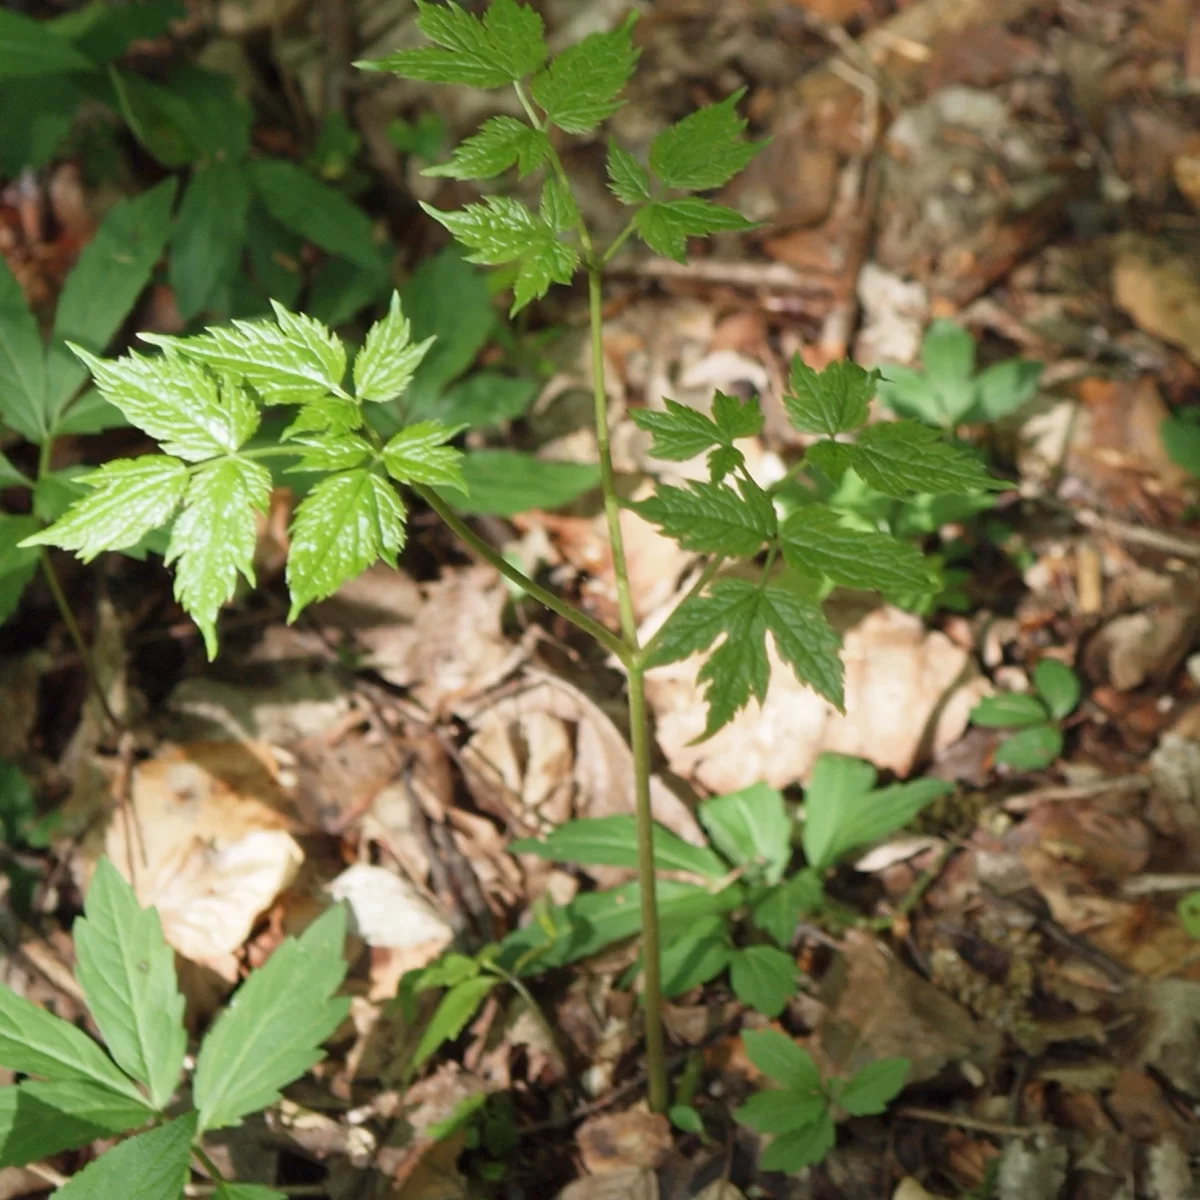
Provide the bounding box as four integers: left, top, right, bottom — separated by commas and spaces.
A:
576, 1109, 672, 1175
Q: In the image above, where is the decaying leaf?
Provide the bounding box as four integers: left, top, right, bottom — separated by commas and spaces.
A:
576, 1108, 672, 1174
557, 1166, 659, 1200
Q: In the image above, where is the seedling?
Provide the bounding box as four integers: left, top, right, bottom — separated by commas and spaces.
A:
30, 0, 998, 1111
970, 658, 1082, 771
0, 858, 350, 1197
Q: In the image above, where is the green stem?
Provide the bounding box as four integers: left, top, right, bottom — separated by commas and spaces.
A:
601, 218, 639, 265
635, 556, 723, 669
191, 1143, 228, 1185
413, 484, 630, 665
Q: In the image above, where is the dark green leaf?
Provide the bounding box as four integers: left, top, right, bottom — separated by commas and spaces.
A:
53, 0, 185, 64
414, 974, 498, 1066
729, 945, 800, 1017
606, 140, 651, 205
1034, 659, 1081, 720
437, 371, 538, 429
994, 723, 1062, 771
307, 255, 393, 328
55, 1112, 196, 1200
169, 162, 250, 320
659, 917, 731, 997
837, 1058, 908, 1116
1163, 413, 1200, 477
0, 76, 81, 176
540, 174, 580, 233
453, 449, 599, 516
0, 759, 33, 845
742, 1029, 821, 1091
0, 10, 94, 78
649, 90, 762, 191
531, 13, 639, 133
632, 477, 775, 557
634, 198, 755, 263
424, 116, 550, 180
712, 390, 763, 442
970, 692, 1049, 729
785, 358, 874, 438
0, 516, 40, 625
630, 399, 722, 461
761, 1110, 836, 1174
699, 782, 791, 885
52, 388, 126, 438
839, 421, 1001, 498
0, 253, 46, 443
758, 584, 845, 712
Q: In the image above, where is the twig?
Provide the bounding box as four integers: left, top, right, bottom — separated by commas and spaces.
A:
1073, 509, 1200, 560
895, 1106, 1045, 1138
1123, 873, 1200, 896
1002, 772, 1150, 813
608, 256, 832, 294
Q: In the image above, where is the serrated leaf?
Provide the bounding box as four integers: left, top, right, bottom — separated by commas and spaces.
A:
781, 505, 933, 598
194, 905, 350, 1132
659, 918, 731, 997
841, 420, 1000, 497
0, 516, 39, 625
425, 115, 550, 180
631, 399, 721, 461
759, 584, 845, 712
166, 456, 271, 658
363, 0, 546, 88
453, 449, 599, 516
699, 783, 791, 885
143, 304, 347, 407
71, 860, 185, 1110
649, 89, 762, 191
708, 444, 743, 483
510, 815, 728, 880
730, 945, 800, 1017
0, 1079, 152, 1170
606, 139, 651, 204
712, 390, 763, 441
994, 723, 1062, 771
169, 161, 250, 321
838, 1058, 908, 1116
55, 1112, 196, 1200
286, 469, 406, 619
751, 870, 824, 947
743, 1029, 822, 1091
632, 476, 775, 556
282, 395, 363, 438
0, 9, 94, 78
285, 433, 373, 473
541, 174, 580, 233
1034, 659, 1081, 720
353, 292, 434, 404
382, 421, 465, 491
414, 974, 498, 1066
761, 1110, 836, 1174
735, 1086, 826, 1135
22, 456, 188, 563
74, 347, 260, 459
531, 13, 638, 133
970, 692, 1048, 728
785, 358, 875, 438
634, 197, 756, 263
0, 253, 46, 443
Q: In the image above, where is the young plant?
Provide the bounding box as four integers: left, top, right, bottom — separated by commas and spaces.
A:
31, 0, 999, 1111
0, 858, 350, 1196
970, 658, 1082, 771
735, 1029, 908, 1174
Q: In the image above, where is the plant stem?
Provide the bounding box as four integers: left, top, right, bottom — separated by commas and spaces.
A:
191, 1143, 228, 1185
635, 556, 723, 669
413, 484, 630, 666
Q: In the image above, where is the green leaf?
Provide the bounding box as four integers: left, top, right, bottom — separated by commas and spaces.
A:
0, 253, 46, 443
971, 357, 1042, 423
510, 815, 728, 880
44, 180, 177, 420
72, 859, 186, 1110
1178, 890, 1200, 938
0, 1079, 152, 1170
55, 1112, 196, 1200
921, 320, 975, 385
1163, 413, 1200, 477
993, 723, 1062, 771
712, 390, 764, 442
0, 986, 144, 1101
838, 1058, 908, 1116
659, 917, 731, 997
413, 974, 498, 1066
751, 870, 824, 947
249, 159, 382, 269
72, 347, 259, 459
166, 456, 271, 658
970, 692, 1049, 728
421, 196, 578, 314
382, 421, 466, 491
0, 9, 94, 78
832, 421, 1000, 498
354, 291, 435, 404
785, 358, 875, 438
283, 396, 362, 439
52, 387, 126, 438
286, 469, 407, 619
308, 255, 393, 329
730, 945, 800, 1017
284, 433, 372, 474
216, 1186, 287, 1200
742, 1029, 821, 1091
699, 783, 791, 885
0, 76, 80, 176
761, 1110, 836, 1174
735, 1086, 826, 1135
607, 140, 651, 205
781, 505, 933, 599
362, 0, 546, 88
541, 175, 580, 233
194, 906, 349, 1132
758, 584, 846, 713
669, 1104, 706, 1137
425, 115, 550, 180
437, 371, 538, 429
169, 161, 250, 321
53, 0, 185, 63
1034, 659, 1081, 720
454, 449, 599, 516
649, 90, 762, 192
634, 198, 756, 263
22, 456, 188, 563
0, 759, 34, 845
413, 954, 481, 993
631, 399, 722, 461
531, 13, 639, 133
0, 516, 39, 625
0, 451, 30, 490
875, 364, 942, 426
632, 476, 775, 556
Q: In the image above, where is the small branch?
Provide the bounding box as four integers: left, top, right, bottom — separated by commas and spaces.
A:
1073, 509, 1200, 560
895, 1106, 1044, 1139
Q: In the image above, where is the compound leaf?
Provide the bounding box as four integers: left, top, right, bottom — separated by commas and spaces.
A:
606, 139, 651, 204
729, 945, 800, 1017
0, 516, 39, 625
649, 89, 762, 191
283, 433, 372, 474
785, 358, 875, 438
354, 291, 435, 403
634, 197, 755, 263
382, 421, 466, 491
425, 115, 550, 180
540, 174, 580, 233
413, 974, 498, 1067
751, 869, 824, 947
54, 1112, 197, 1200
712, 390, 763, 442
531, 13, 639, 133
838, 1058, 909, 1116
632, 477, 775, 557
193, 905, 349, 1132
0, 254, 46, 443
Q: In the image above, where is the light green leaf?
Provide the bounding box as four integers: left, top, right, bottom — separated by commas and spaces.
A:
510, 815, 728, 880
921, 320, 975, 384
249, 159, 382, 269
354, 291, 435, 404
414, 974, 498, 1067
286, 469, 406, 619
875, 363, 942, 426
730, 945, 800, 1017
362, 0, 546, 88
0, 1079, 152, 1169
699, 783, 791, 885
634, 198, 756, 263
781, 505, 933, 599
751, 870, 824, 947
531, 13, 638, 133
669, 1104, 706, 1137
970, 692, 1048, 728
1034, 659, 1081, 720
971, 357, 1042, 423
735, 1086, 826, 1135
382, 421, 465, 491
839, 420, 1000, 498
0, 9, 94, 78
72, 347, 260, 459
437, 371, 538, 429
837, 1058, 908, 1116
607, 139, 651, 205
994, 723, 1062, 771
0, 516, 39, 625
785, 358, 875, 438
45, 180, 177, 419
0, 254, 46, 443
55, 1112, 196, 1200
454, 449, 599, 516
282, 396, 363, 438
412, 954, 481, 993
166, 456, 271, 658
284, 433, 373, 473
22, 456, 188, 563
143, 303, 347, 407
632, 476, 775, 557
194, 905, 349, 1132
169, 161, 250, 321
1178, 890, 1200, 937
541, 174, 581, 233
72, 860, 186, 1110
659, 917, 731, 997
216, 1186, 287, 1200
649, 90, 762, 192
742, 1029, 822, 1091
761, 1110, 836, 1174
425, 115, 550, 180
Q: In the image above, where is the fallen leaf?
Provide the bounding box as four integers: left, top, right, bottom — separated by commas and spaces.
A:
1113, 234, 1200, 363
328, 863, 452, 953
576, 1108, 672, 1174
557, 1167, 659, 1200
